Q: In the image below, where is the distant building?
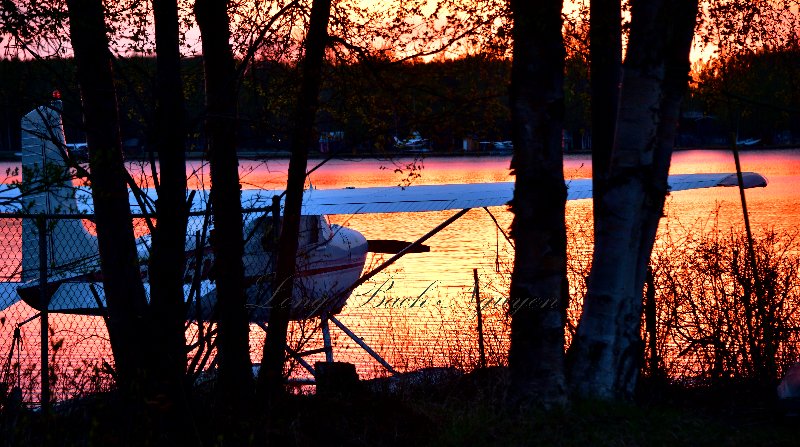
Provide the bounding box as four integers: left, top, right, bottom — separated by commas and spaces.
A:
677, 112, 726, 147
319, 131, 344, 153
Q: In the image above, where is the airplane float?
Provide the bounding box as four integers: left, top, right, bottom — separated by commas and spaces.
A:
0, 101, 769, 376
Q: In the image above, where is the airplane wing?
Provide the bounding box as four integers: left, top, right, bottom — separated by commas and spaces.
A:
297, 172, 767, 216
301, 181, 518, 215
0, 172, 767, 216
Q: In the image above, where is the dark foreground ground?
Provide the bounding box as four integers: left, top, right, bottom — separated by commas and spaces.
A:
1, 369, 796, 446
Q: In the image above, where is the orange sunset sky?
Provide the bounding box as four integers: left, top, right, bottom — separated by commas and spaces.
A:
2, 0, 798, 64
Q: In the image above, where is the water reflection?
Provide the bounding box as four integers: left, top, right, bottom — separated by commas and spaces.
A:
0, 149, 798, 399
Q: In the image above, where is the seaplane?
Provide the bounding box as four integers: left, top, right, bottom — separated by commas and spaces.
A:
393, 131, 431, 153
0, 101, 769, 374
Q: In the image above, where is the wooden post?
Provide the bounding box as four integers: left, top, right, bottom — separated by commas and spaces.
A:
645, 266, 659, 378
473, 268, 486, 369
315, 361, 359, 396
38, 216, 50, 414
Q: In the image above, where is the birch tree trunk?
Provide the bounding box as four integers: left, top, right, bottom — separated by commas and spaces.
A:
632, 0, 699, 340
194, 0, 254, 408
589, 0, 622, 217
65, 0, 150, 396
507, 0, 568, 408
258, 0, 333, 408
569, 0, 699, 399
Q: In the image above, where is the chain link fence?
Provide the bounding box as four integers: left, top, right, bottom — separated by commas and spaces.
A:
3, 207, 797, 408
0, 213, 106, 406
0, 208, 503, 407
0, 210, 220, 406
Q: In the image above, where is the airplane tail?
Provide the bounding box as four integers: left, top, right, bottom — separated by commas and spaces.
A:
20, 101, 98, 282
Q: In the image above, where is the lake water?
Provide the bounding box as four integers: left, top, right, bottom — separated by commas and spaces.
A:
1, 149, 798, 400
256, 149, 800, 296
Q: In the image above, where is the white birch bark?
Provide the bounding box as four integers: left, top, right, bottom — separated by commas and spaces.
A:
569, 0, 699, 399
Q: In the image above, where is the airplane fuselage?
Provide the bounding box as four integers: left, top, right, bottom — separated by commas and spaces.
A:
6, 102, 369, 321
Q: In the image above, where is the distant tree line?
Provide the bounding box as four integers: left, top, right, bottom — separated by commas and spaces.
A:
1, 53, 595, 155
5, 47, 799, 158
691, 47, 800, 146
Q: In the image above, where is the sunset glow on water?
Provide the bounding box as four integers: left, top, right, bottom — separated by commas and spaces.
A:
228, 150, 800, 299
1, 149, 798, 400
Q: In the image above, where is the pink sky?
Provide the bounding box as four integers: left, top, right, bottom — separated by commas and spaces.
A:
3, 0, 795, 63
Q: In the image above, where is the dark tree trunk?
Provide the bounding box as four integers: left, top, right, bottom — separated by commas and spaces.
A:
194, 0, 253, 408
589, 0, 622, 218
147, 0, 189, 403
569, 0, 699, 400
507, 0, 569, 408
258, 0, 333, 407
65, 0, 149, 395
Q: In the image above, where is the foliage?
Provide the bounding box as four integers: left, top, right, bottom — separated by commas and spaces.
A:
699, 0, 800, 59
0, 53, 595, 156
651, 224, 800, 384
694, 47, 800, 144
1, 55, 517, 154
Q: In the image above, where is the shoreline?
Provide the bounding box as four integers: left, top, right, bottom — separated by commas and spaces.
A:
1, 145, 797, 162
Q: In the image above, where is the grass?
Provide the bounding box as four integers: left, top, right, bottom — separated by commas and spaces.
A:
431, 399, 795, 447
2, 372, 797, 446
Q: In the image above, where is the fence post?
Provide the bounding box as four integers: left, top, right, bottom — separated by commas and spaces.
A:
271, 195, 281, 267
37, 216, 50, 414
645, 266, 659, 378
473, 268, 486, 369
